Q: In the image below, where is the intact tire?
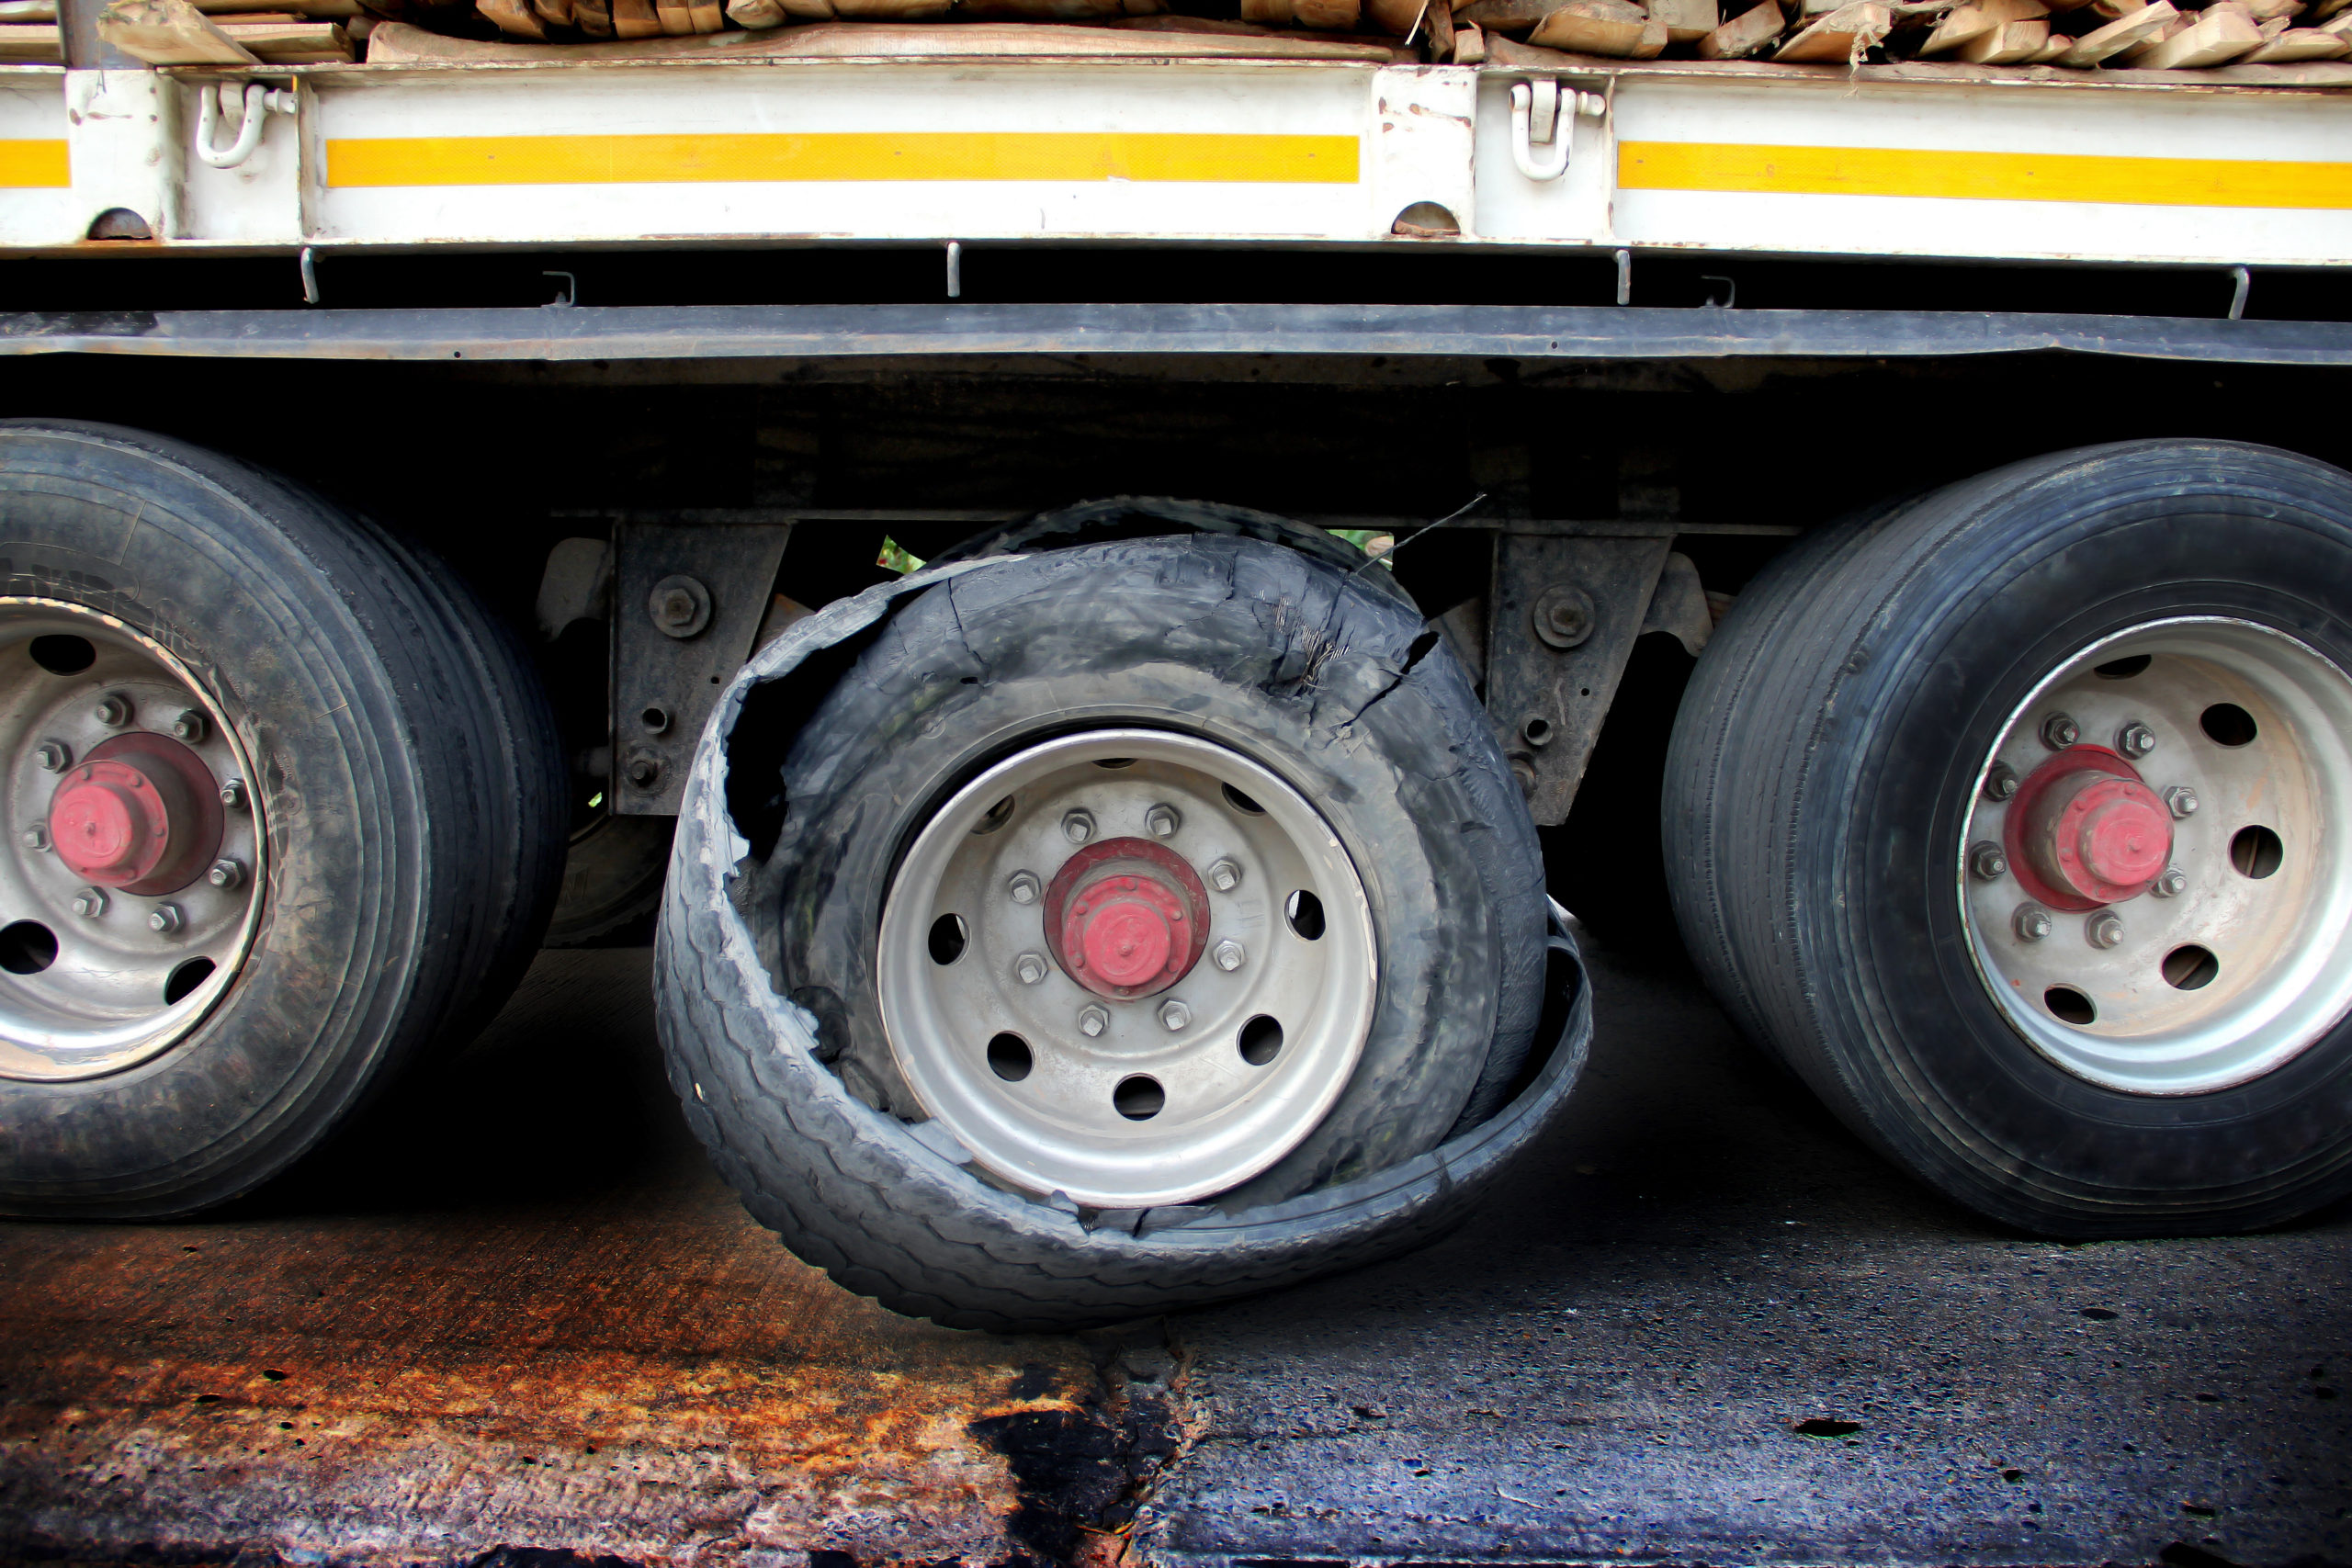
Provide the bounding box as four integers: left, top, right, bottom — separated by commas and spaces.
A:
0, 422, 563, 1217
1665, 440, 2352, 1236
656, 536, 1572, 1329
546, 812, 673, 948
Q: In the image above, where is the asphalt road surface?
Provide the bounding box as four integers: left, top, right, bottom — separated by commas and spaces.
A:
4, 929, 2346, 1568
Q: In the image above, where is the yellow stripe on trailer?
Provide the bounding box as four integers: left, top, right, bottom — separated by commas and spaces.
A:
1620, 141, 2352, 211
0, 140, 69, 189
326, 131, 1360, 188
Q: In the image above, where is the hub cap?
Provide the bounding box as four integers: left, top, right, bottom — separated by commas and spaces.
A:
876, 728, 1376, 1209
0, 602, 265, 1083
1961, 617, 2352, 1094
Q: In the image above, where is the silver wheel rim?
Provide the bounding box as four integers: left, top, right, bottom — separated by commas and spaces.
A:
1961, 616, 2352, 1095
0, 600, 265, 1083
876, 728, 1376, 1208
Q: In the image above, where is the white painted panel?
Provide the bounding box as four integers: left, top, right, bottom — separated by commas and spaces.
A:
0, 73, 74, 249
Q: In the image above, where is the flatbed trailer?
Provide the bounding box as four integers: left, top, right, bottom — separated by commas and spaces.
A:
3, 32, 2350, 1331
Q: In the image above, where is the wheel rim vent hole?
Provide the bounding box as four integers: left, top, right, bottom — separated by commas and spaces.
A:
2200, 703, 2258, 748
986, 1032, 1032, 1082
2231, 825, 2283, 879
0, 920, 57, 975
2162, 944, 2220, 991
165, 956, 216, 1005
2093, 654, 2153, 681
2045, 986, 2097, 1025
29, 636, 96, 676
1114, 1075, 1164, 1121
1222, 783, 1265, 816
1094, 757, 1137, 770
1239, 1014, 1283, 1066
928, 913, 967, 964
1285, 889, 1325, 941
971, 796, 1015, 836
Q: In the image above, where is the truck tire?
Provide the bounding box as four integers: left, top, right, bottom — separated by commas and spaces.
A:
0, 421, 564, 1217
656, 536, 1573, 1329
546, 812, 673, 948
1665, 440, 2352, 1236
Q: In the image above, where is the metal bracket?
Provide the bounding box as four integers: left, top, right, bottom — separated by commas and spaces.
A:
1509, 80, 1606, 184
194, 81, 296, 171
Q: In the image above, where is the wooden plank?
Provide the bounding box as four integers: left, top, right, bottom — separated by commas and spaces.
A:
2122, 3, 2262, 62
1652, 0, 1716, 37
1775, 0, 1892, 60
2240, 21, 2347, 53
2051, 0, 2175, 63
1696, 0, 1784, 55
95, 0, 258, 62
1528, 0, 1666, 55
364, 14, 1399, 55
1915, 0, 2044, 54
1955, 15, 2046, 57
0, 19, 60, 55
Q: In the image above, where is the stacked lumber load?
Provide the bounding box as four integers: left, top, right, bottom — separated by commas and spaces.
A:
4, 0, 356, 60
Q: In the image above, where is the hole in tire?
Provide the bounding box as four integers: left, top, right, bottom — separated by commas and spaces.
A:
2045, 986, 2097, 1026
165, 956, 216, 1004
1114, 1075, 1165, 1121
986, 1032, 1032, 1082
2162, 945, 2220, 991
28, 636, 96, 676
0, 920, 58, 974
2200, 703, 2258, 747
2231, 825, 2283, 878
1285, 890, 1325, 941
1238, 1014, 1283, 1066
1222, 783, 1265, 816
971, 795, 1015, 836
2093, 654, 2153, 680
928, 914, 967, 964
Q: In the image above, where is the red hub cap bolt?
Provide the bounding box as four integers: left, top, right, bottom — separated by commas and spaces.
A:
50, 761, 175, 885
2006, 746, 2176, 910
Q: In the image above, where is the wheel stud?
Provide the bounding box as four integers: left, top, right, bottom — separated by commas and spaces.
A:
1207, 858, 1242, 893
2154, 866, 2188, 898
2116, 720, 2157, 760
2163, 785, 2199, 819
1061, 809, 1095, 845
207, 858, 244, 891
1008, 870, 1041, 905
33, 740, 69, 773
1213, 939, 1246, 972
2014, 904, 2052, 942
19, 826, 47, 852
170, 709, 208, 744
1159, 998, 1191, 1032
2086, 911, 2124, 949
1015, 951, 1047, 986
1078, 1003, 1109, 1038
219, 778, 247, 811
1969, 841, 2009, 881
71, 887, 107, 919
1984, 763, 2018, 802
2041, 713, 2080, 750
149, 904, 184, 935
1146, 803, 1181, 839
93, 694, 131, 728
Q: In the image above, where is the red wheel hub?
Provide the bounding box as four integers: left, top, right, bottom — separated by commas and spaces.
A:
1042, 836, 1211, 999
2005, 745, 2174, 911
46, 732, 222, 895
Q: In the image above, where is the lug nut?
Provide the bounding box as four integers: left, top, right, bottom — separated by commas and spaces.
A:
93, 694, 130, 728
32, 741, 69, 773
207, 858, 244, 891
220, 778, 247, 811
1207, 858, 1242, 894
1984, 763, 2018, 803
1213, 939, 1246, 973
1146, 803, 1181, 840
2154, 866, 2188, 898
170, 709, 209, 744
19, 826, 47, 852
1062, 809, 1095, 845
1078, 1003, 1109, 1038
1008, 871, 1041, 906
2014, 904, 2052, 942
1159, 998, 1191, 1032
2086, 911, 2124, 950
72, 887, 107, 919
2040, 713, 2080, 750
1969, 841, 2009, 881
2116, 721, 2157, 760
1015, 952, 1047, 986
2164, 785, 2199, 819
149, 904, 184, 935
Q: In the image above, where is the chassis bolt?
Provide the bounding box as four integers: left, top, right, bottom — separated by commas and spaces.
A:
1159, 998, 1192, 1032
170, 709, 209, 744
1061, 809, 1095, 845
207, 858, 244, 891
2041, 713, 2080, 750
1146, 803, 1181, 840
1015, 952, 1047, 986
2116, 720, 2157, 760
32, 741, 69, 773
1213, 939, 1246, 972
2087, 911, 2125, 949
2014, 904, 2052, 942
219, 778, 247, 811
2154, 866, 2188, 898
71, 887, 107, 919
94, 694, 130, 728
1969, 841, 2009, 881
19, 826, 47, 852
1008, 870, 1041, 905
1984, 762, 2018, 802
149, 904, 184, 935
625, 756, 662, 789
2164, 785, 2199, 819
1078, 1003, 1109, 1038
1207, 858, 1242, 893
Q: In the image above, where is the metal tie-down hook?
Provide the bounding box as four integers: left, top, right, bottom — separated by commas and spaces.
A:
194, 81, 298, 171
1509, 79, 1607, 183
